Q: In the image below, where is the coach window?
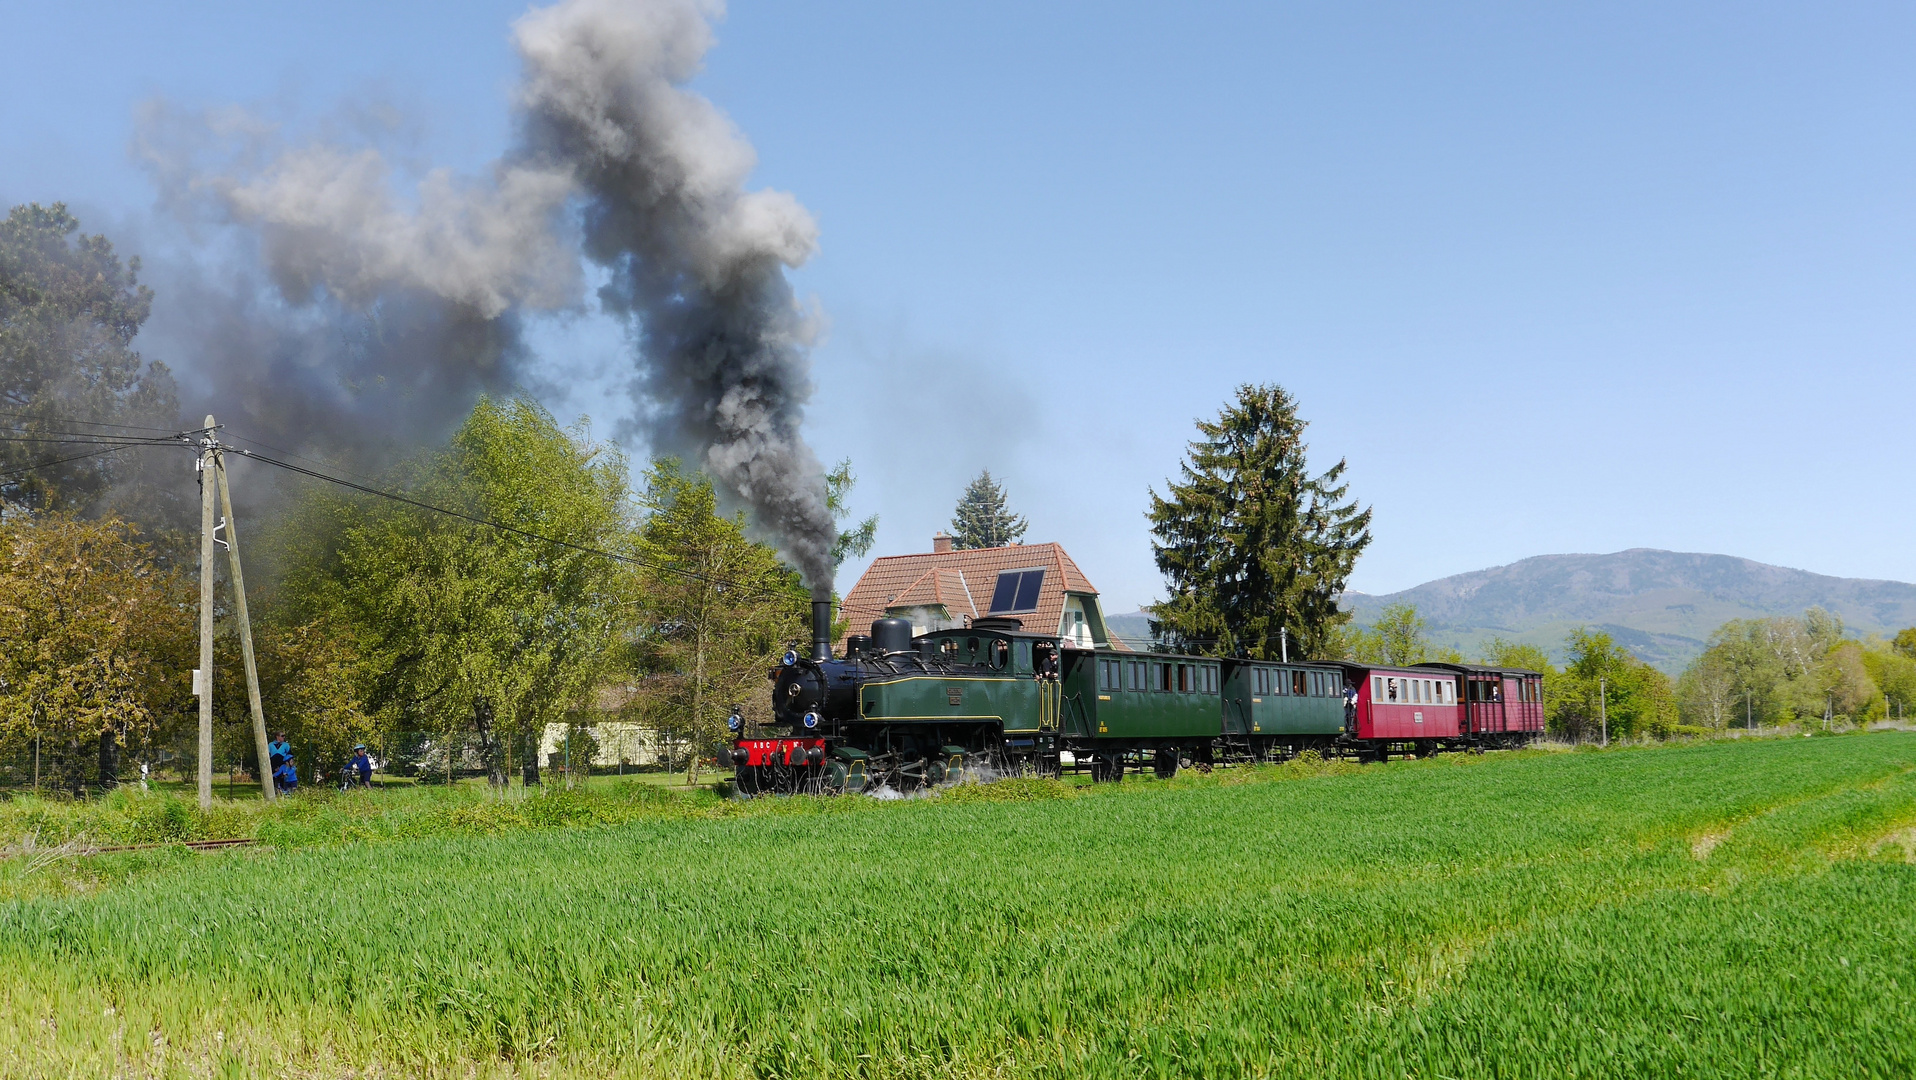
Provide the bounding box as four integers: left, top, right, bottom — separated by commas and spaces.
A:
1206, 666, 1218, 694
1160, 663, 1174, 692
1016, 640, 1031, 671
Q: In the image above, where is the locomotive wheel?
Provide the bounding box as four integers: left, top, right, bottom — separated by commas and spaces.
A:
734, 766, 760, 796
1092, 755, 1124, 783
1154, 749, 1179, 780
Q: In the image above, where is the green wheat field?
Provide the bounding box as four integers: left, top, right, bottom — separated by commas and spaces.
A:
3, 734, 1913, 1078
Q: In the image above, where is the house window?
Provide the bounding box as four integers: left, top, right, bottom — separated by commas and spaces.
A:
987, 569, 1046, 614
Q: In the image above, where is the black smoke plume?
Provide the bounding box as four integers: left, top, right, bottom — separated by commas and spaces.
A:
136, 0, 836, 584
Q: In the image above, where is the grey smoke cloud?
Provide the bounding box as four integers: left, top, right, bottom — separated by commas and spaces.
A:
514, 0, 834, 585
135, 0, 837, 584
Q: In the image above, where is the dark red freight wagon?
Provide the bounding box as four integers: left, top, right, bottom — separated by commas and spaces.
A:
1336, 664, 1464, 744
1420, 664, 1546, 748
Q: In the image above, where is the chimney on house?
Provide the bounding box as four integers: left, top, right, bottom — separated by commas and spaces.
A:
932, 532, 953, 554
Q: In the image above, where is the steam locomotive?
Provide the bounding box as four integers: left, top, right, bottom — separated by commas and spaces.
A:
731, 599, 1544, 795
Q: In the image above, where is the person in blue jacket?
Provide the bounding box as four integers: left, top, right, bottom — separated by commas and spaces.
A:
348, 745, 373, 788
274, 757, 298, 793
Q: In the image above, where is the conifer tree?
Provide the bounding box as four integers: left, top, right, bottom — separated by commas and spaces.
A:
0, 203, 179, 519
949, 469, 1029, 549
1147, 384, 1371, 659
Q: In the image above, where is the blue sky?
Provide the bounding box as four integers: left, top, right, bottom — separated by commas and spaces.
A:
4, 1, 1913, 610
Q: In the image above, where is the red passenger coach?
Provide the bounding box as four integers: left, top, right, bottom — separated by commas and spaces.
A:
1422, 663, 1546, 747
1338, 664, 1463, 742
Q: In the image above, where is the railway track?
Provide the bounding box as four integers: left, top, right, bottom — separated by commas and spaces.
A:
1, 837, 262, 859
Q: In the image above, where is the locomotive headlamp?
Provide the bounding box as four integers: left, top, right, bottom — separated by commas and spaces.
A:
782, 650, 798, 667
803, 711, 820, 729
726, 706, 743, 733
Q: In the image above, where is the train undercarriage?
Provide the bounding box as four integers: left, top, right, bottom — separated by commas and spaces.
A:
730, 727, 1541, 796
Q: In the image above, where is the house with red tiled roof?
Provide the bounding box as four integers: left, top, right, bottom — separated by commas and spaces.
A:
839, 533, 1122, 650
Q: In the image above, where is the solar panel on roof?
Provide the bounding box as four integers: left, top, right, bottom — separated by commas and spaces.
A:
988, 572, 1021, 613
1013, 569, 1044, 611
987, 568, 1045, 613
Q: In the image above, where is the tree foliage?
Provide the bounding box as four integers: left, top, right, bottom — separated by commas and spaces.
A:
1346, 603, 1456, 665
1678, 610, 1904, 730
269, 398, 634, 785
827, 458, 878, 571
626, 459, 808, 784
0, 203, 178, 519
949, 470, 1027, 550
1148, 384, 1371, 660
1552, 628, 1678, 741
0, 514, 191, 793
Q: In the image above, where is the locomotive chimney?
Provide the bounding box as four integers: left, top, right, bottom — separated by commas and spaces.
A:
811, 588, 833, 662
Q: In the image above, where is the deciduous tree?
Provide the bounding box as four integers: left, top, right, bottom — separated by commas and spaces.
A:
1351, 603, 1432, 665
1554, 628, 1677, 741
629, 459, 807, 784
270, 398, 634, 787
0, 514, 191, 793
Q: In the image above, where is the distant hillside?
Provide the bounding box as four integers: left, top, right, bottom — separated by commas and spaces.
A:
1343, 549, 1916, 673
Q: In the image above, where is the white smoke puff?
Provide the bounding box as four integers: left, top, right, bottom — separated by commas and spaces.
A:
513, 0, 836, 586
152, 130, 581, 318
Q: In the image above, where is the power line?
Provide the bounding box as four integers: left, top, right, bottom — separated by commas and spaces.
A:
223, 445, 802, 602
0, 442, 147, 482
0, 409, 190, 434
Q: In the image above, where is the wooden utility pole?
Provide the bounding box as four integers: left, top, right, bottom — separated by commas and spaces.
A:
1599, 676, 1608, 748
216, 449, 275, 802
197, 416, 217, 809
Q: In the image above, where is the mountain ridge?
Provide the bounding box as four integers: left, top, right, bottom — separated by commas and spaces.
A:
1106, 550, 1916, 673
1341, 549, 1916, 672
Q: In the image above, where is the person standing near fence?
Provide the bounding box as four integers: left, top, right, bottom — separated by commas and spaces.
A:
349, 745, 373, 789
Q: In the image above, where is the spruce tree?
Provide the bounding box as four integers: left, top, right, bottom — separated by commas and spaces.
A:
949, 470, 1029, 549
1147, 384, 1371, 659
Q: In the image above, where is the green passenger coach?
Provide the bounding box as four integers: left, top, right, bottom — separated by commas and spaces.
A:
1219, 660, 1349, 755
